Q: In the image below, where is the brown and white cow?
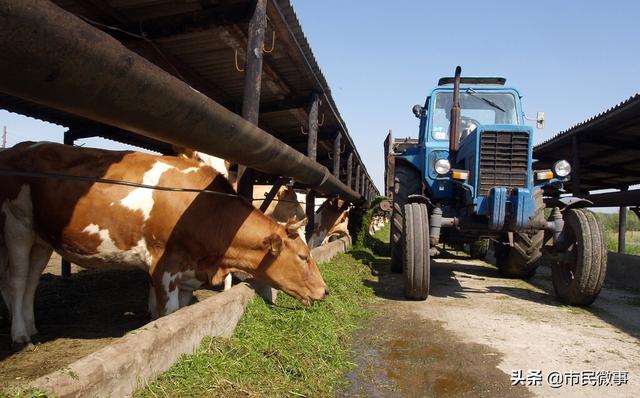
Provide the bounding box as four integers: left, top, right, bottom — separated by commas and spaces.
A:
0, 142, 328, 349
308, 198, 350, 249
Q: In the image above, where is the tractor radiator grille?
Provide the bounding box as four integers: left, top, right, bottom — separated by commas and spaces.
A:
478, 131, 529, 196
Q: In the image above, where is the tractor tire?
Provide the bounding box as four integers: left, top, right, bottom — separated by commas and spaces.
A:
403, 203, 430, 300
495, 188, 545, 279
470, 239, 489, 260
390, 163, 421, 273
552, 209, 607, 306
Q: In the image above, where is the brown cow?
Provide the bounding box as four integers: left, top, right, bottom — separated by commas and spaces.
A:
0, 142, 328, 349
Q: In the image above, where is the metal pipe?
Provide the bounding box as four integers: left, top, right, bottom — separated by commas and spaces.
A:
449, 66, 462, 154
0, 0, 363, 204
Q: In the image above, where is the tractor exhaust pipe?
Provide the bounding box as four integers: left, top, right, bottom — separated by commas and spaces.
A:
449, 66, 462, 154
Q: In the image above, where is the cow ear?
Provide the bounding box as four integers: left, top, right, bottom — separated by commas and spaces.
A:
285, 216, 307, 237
263, 233, 283, 255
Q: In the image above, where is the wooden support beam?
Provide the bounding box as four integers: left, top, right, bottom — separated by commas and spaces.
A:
346, 152, 353, 189
355, 164, 361, 194
332, 131, 341, 178
306, 93, 320, 241
571, 134, 581, 196
237, 0, 267, 201
61, 130, 75, 279
619, 186, 629, 253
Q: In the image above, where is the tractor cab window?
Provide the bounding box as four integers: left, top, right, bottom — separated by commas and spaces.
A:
431, 91, 518, 141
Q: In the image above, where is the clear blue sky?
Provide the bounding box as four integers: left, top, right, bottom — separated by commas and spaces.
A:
1, 0, 639, 195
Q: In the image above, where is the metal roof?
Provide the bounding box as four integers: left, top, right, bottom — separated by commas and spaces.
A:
534, 93, 640, 192
0, 0, 378, 195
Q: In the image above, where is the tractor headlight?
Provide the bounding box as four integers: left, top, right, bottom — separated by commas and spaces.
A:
434, 159, 451, 175
553, 160, 571, 177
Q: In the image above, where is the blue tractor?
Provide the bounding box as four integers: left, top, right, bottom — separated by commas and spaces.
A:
390, 67, 606, 305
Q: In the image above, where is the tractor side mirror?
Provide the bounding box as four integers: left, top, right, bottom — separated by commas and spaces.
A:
412, 104, 424, 119
536, 112, 545, 129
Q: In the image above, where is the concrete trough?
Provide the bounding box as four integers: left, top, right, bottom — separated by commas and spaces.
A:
29, 237, 352, 397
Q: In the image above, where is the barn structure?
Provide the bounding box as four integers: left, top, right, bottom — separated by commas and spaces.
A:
534, 93, 640, 253
0, 0, 379, 250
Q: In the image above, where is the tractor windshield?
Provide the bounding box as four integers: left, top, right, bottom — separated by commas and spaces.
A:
431, 91, 519, 141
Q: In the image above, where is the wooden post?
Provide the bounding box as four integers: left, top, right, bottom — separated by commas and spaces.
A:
2, 126, 6, 148
384, 130, 394, 198
355, 164, 361, 194
346, 152, 353, 189
361, 174, 366, 197
306, 93, 320, 241
332, 131, 341, 178
237, 0, 268, 200
619, 186, 629, 254
572, 135, 581, 196
61, 130, 75, 278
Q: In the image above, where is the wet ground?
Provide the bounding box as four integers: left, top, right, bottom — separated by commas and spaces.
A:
343, 250, 640, 398
0, 253, 219, 388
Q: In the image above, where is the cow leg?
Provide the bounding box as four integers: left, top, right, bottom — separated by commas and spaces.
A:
23, 242, 53, 341
178, 289, 193, 308
147, 283, 158, 320
152, 272, 180, 317
223, 273, 232, 291
3, 219, 35, 349
0, 244, 12, 325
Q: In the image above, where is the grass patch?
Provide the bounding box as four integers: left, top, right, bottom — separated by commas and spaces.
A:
135, 253, 377, 398
604, 230, 640, 255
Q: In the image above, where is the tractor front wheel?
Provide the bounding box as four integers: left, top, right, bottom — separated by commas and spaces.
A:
403, 203, 430, 300
390, 163, 421, 273
552, 209, 607, 306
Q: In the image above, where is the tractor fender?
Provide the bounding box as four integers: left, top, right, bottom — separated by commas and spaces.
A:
557, 197, 593, 212
407, 194, 433, 207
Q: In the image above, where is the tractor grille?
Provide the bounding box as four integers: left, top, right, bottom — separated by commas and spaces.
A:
478, 131, 529, 196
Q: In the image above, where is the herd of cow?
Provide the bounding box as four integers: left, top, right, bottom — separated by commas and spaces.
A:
0, 142, 350, 350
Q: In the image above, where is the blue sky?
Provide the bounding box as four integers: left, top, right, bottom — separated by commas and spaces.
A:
1, 0, 639, 195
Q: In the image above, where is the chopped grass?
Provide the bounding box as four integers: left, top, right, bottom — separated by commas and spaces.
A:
135, 252, 377, 398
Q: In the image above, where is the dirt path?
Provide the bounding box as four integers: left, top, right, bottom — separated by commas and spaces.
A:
344, 251, 640, 397
0, 253, 219, 389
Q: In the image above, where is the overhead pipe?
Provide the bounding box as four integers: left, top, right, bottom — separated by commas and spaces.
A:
449, 66, 462, 154
0, 0, 363, 204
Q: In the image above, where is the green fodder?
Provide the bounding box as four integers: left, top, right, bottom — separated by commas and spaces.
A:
135, 253, 376, 398
353, 196, 389, 257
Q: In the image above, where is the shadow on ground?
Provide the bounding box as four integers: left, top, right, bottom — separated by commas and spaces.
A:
357, 241, 640, 341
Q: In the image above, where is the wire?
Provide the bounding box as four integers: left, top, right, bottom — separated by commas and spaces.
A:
0, 169, 327, 207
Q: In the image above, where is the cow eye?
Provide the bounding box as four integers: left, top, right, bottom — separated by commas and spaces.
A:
298, 254, 308, 262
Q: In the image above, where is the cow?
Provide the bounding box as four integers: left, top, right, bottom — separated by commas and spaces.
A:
174, 147, 307, 292
0, 142, 329, 350
308, 198, 350, 249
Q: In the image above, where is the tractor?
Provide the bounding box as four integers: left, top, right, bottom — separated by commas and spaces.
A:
389, 66, 606, 305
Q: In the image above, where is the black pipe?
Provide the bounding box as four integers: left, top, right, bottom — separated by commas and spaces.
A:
449, 66, 462, 154
0, 0, 363, 204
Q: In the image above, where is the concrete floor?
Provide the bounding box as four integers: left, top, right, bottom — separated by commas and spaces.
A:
344, 252, 640, 398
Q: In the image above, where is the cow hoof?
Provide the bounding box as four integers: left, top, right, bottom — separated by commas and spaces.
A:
11, 341, 35, 352
30, 333, 43, 345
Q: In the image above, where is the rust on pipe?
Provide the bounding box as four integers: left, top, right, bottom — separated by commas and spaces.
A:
0, 0, 363, 204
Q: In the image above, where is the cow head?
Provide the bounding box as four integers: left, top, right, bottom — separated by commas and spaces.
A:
255, 217, 329, 305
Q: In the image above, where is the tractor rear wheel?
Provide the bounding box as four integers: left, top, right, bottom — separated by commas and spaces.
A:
403, 203, 430, 300
552, 209, 607, 306
390, 163, 421, 273
495, 188, 545, 279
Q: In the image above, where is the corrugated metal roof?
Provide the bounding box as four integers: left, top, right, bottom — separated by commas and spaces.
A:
0, 0, 378, 195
